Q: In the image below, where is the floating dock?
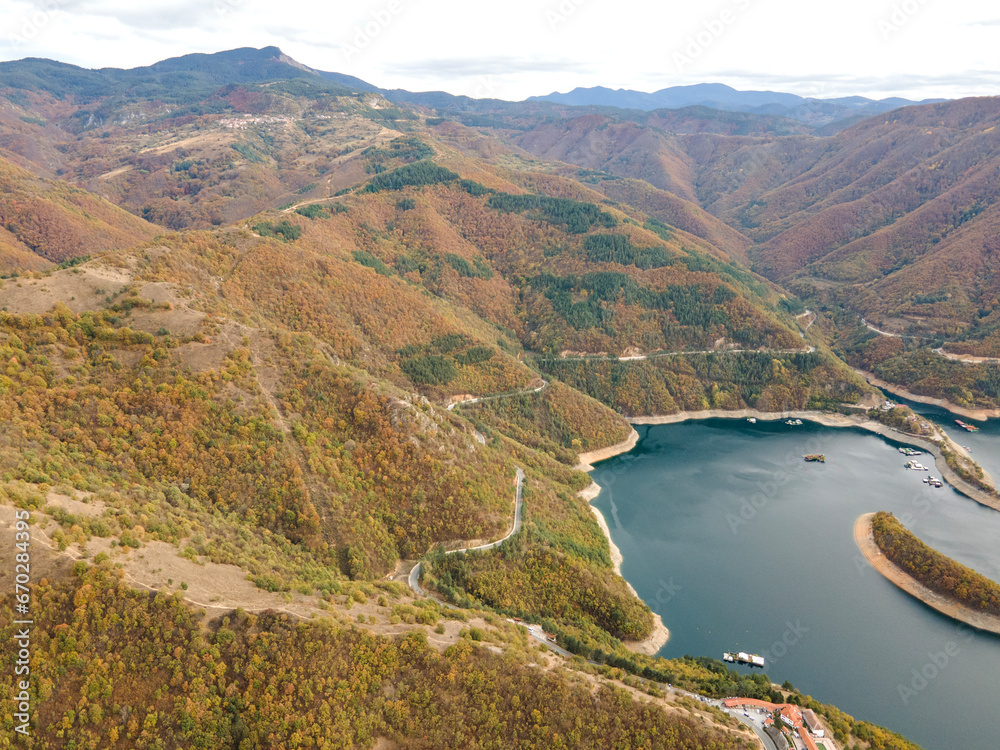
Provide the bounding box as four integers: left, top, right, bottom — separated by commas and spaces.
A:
723, 651, 765, 668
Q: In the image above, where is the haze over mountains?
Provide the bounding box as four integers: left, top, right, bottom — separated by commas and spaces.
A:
527, 83, 947, 127
0, 44, 943, 132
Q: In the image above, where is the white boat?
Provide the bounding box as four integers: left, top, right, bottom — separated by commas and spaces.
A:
723, 651, 765, 668
747, 418, 757, 424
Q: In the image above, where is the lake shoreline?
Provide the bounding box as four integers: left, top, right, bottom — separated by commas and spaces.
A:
625, 409, 1000, 512
854, 514, 1000, 636
854, 369, 1000, 421
575, 428, 640, 471
579, 407, 999, 659
578, 481, 670, 655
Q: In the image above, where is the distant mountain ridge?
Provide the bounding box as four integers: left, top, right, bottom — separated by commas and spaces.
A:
0, 46, 355, 104
0, 46, 944, 131
528, 83, 947, 127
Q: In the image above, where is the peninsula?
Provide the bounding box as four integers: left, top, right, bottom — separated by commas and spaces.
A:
855, 513, 1000, 635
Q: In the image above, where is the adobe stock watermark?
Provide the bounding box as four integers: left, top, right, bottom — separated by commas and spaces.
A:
853, 485, 951, 577
897, 623, 974, 706
726, 432, 832, 534
468, 75, 500, 100
546, 0, 590, 30
673, 0, 753, 71
760, 619, 809, 668
651, 576, 683, 615
341, 1, 405, 64
216, 0, 243, 19
7, 0, 72, 46
878, 0, 929, 40
594, 452, 652, 530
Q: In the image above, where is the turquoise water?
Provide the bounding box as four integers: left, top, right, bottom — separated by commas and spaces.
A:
591, 419, 1000, 750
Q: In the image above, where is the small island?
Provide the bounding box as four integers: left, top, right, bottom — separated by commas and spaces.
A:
855, 512, 1000, 635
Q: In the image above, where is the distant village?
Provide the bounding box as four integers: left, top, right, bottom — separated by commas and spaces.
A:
218, 115, 296, 129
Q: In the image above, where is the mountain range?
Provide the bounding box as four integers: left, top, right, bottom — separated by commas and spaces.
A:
0, 44, 995, 749
527, 82, 947, 127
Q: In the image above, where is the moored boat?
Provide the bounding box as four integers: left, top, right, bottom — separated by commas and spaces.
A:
723, 651, 765, 668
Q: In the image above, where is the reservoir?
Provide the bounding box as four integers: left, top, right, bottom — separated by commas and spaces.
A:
888, 393, 1000, 485
591, 419, 1000, 750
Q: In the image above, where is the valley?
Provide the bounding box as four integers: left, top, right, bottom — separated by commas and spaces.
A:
0, 44, 997, 749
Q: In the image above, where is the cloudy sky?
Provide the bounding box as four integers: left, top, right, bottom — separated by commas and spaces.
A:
3, 0, 1000, 101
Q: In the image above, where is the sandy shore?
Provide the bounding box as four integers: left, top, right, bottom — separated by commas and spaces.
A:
854, 369, 1000, 421
630, 408, 853, 426
573, 405, 999, 656
579, 481, 671, 655
854, 514, 1000, 635
575, 428, 640, 471
628, 408, 999, 511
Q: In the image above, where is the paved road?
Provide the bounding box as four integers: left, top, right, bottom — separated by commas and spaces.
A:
796, 309, 816, 338
727, 710, 779, 750
861, 317, 914, 339
408, 467, 525, 596
541, 346, 815, 364
447, 381, 548, 411
860, 316, 1000, 366
523, 623, 575, 658
932, 346, 1000, 365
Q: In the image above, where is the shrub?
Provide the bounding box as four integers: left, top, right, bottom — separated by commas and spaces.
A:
361, 161, 458, 193
253, 221, 302, 242
352, 251, 393, 276
400, 355, 457, 385
295, 204, 331, 219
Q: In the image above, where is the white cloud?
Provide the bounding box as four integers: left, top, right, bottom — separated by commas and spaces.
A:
1, 0, 998, 102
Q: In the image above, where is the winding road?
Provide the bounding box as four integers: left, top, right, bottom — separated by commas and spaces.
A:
796, 309, 816, 338
860, 316, 914, 339
859, 314, 1000, 369
728, 711, 779, 750
445, 343, 820, 416
447, 381, 548, 411
542, 345, 816, 363
408, 467, 525, 597
932, 346, 1000, 365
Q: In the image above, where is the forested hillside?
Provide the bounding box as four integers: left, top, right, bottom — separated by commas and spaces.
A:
0, 155, 157, 274
872, 511, 1000, 617
0, 46, 961, 749
0, 565, 756, 750
507, 100, 1000, 409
